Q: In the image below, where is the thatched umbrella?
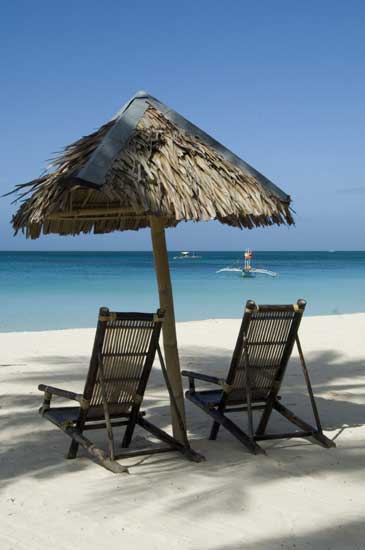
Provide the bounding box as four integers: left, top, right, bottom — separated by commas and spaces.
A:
10, 91, 294, 442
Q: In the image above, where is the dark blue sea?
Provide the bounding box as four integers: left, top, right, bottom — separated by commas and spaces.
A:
1, 251, 364, 332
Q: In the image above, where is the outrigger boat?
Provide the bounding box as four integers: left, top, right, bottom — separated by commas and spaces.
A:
217, 249, 277, 278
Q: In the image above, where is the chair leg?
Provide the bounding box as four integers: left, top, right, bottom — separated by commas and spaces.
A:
209, 397, 228, 440
212, 412, 265, 455
274, 401, 335, 448
67, 438, 79, 459
255, 396, 276, 436
138, 417, 205, 462
121, 425, 134, 448
70, 430, 128, 473
209, 421, 220, 440
121, 412, 138, 448
295, 335, 325, 434
66, 409, 88, 459
187, 394, 265, 455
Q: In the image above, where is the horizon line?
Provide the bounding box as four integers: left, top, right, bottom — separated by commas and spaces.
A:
0, 249, 364, 253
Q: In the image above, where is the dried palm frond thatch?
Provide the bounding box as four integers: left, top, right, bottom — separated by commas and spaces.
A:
11, 93, 294, 238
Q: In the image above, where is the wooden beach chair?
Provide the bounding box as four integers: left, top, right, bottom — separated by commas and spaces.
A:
38, 308, 202, 473
182, 300, 335, 455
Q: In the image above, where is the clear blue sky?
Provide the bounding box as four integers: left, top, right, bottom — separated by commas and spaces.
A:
1, 0, 364, 251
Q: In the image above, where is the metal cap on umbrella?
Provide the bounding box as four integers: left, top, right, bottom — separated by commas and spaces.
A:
10, 91, 294, 442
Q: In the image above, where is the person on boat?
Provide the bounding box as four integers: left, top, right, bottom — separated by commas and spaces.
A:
244, 249, 253, 272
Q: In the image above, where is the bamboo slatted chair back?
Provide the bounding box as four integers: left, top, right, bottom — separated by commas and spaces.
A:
226, 300, 306, 403
82, 308, 164, 419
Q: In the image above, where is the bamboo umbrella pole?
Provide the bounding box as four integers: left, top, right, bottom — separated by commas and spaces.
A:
150, 216, 186, 443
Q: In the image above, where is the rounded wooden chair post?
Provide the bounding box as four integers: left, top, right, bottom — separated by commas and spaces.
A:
150, 216, 186, 443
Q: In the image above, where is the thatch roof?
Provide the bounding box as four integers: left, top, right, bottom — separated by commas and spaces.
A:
11, 91, 294, 238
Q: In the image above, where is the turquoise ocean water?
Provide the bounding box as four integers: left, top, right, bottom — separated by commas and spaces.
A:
1, 251, 364, 332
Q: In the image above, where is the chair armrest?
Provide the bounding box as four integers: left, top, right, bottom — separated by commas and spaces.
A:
181, 370, 222, 385
38, 384, 87, 405
181, 370, 233, 394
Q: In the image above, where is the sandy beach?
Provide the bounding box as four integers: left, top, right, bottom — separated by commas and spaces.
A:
1, 312, 365, 550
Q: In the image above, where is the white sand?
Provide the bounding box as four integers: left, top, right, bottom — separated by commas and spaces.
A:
1, 313, 365, 549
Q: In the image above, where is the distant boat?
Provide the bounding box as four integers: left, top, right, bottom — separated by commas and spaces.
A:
173, 251, 202, 259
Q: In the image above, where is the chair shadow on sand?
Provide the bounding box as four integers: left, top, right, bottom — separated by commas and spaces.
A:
1, 345, 365, 489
